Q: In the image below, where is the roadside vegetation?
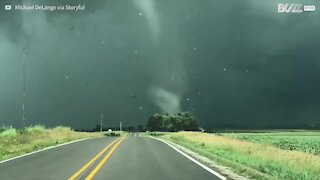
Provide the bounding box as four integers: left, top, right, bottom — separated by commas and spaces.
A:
161, 131, 320, 180
0, 125, 104, 161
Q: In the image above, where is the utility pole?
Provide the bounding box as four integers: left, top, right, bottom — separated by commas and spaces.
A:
100, 113, 103, 132
22, 48, 27, 128
120, 121, 122, 131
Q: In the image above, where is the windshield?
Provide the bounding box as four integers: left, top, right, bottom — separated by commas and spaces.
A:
1, 0, 319, 129
0, 1, 319, 180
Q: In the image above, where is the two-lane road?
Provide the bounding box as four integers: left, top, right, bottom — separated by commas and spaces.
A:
0, 135, 223, 180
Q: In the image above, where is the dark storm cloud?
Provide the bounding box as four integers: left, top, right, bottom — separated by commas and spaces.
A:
0, 0, 319, 129
182, 0, 320, 128
0, 0, 24, 43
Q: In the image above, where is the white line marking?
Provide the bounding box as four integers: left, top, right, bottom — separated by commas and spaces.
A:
0, 138, 91, 164
149, 137, 226, 180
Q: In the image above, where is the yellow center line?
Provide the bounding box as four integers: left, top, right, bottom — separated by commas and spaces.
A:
85, 137, 126, 180
68, 137, 121, 180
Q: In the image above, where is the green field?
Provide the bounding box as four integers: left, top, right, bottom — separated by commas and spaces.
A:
161, 131, 320, 180
223, 131, 320, 155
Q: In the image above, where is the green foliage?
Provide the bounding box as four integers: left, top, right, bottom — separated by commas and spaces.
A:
0, 128, 17, 137
146, 112, 199, 131
0, 126, 8, 133
229, 133, 320, 155
26, 125, 47, 133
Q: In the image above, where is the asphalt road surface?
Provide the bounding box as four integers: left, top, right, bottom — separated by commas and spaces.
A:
0, 134, 223, 180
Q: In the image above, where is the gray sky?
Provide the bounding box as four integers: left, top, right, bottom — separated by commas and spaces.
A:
0, 0, 319, 129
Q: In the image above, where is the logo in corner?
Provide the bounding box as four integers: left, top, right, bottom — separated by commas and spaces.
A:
278, 4, 316, 13
5, 5, 12, 11
278, 4, 303, 13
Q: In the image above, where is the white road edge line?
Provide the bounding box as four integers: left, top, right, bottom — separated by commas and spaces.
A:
149, 136, 227, 180
0, 138, 91, 164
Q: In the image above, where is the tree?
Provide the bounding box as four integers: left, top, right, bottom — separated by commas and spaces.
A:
146, 112, 199, 131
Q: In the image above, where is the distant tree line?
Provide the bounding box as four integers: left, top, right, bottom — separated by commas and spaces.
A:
146, 112, 199, 132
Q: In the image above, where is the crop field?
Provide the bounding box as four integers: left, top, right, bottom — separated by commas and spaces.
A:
162, 131, 320, 180
223, 131, 320, 155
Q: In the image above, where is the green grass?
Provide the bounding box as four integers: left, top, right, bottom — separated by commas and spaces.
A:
26, 125, 47, 133
0, 125, 104, 161
162, 131, 320, 180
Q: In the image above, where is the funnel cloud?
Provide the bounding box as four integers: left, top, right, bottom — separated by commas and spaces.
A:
149, 87, 181, 114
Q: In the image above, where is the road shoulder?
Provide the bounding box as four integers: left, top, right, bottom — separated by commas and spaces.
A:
0, 138, 91, 164
150, 136, 249, 180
